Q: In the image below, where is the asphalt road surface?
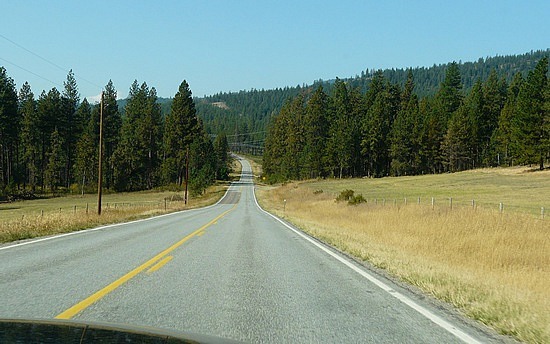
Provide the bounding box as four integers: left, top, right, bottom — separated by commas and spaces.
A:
0, 158, 511, 343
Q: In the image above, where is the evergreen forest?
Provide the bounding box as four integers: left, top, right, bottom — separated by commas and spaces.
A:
1, 49, 548, 197
263, 56, 550, 181
196, 49, 549, 155
0, 71, 230, 200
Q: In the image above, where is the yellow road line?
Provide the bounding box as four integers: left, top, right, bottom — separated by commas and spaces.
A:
55, 206, 235, 320
196, 231, 205, 237
146, 256, 173, 273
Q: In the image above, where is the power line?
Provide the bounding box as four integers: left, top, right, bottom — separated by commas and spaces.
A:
0, 33, 103, 90
229, 140, 265, 145
0, 56, 63, 88
226, 131, 267, 138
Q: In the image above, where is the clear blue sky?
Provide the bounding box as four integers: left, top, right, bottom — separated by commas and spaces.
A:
1, 1, 548, 101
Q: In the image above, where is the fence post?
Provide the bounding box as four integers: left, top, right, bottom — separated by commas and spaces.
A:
472, 199, 475, 209
86, 203, 89, 214
417, 197, 420, 204
404, 197, 407, 205
431, 197, 435, 210
41, 210, 44, 217
499, 203, 504, 213
450, 197, 453, 210
165, 199, 167, 211
74, 205, 76, 214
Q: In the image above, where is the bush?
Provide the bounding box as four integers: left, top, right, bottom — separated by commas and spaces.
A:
336, 189, 366, 205
336, 189, 355, 202
349, 193, 366, 205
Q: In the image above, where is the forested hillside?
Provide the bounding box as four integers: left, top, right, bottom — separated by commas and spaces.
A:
263, 57, 549, 181
0, 71, 229, 199
195, 87, 303, 153
196, 49, 549, 152
1, 49, 548, 197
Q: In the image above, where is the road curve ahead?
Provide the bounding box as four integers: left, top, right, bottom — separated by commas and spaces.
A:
1, 158, 508, 343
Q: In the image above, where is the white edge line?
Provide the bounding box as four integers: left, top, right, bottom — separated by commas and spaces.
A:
251, 185, 483, 344
0, 186, 234, 252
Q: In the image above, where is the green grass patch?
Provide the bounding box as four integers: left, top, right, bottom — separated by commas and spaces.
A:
306, 166, 550, 216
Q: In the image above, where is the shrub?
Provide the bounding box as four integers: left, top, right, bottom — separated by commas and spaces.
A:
336, 189, 355, 202
349, 193, 366, 205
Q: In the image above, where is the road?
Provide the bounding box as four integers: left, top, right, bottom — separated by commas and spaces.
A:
0, 158, 509, 343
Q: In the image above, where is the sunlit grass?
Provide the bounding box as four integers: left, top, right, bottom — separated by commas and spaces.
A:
305, 166, 550, 215
256, 167, 550, 343
0, 184, 228, 244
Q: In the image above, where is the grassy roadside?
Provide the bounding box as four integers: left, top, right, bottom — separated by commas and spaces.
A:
0, 183, 229, 244
256, 167, 549, 344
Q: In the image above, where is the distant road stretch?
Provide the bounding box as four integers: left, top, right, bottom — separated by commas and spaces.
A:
0, 158, 507, 343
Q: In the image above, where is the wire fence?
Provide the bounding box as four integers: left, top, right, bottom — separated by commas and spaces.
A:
359, 196, 547, 219
13, 199, 186, 222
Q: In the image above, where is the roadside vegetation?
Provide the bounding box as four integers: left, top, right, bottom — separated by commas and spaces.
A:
0, 70, 231, 203
0, 183, 229, 244
256, 167, 549, 344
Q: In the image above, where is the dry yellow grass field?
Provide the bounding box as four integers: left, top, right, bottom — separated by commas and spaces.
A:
256, 168, 549, 344
0, 184, 228, 244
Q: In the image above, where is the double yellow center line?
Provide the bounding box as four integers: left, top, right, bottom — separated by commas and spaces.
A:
56, 205, 235, 320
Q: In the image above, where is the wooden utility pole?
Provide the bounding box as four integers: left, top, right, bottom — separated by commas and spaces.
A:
184, 146, 189, 205
97, 92, 104, 215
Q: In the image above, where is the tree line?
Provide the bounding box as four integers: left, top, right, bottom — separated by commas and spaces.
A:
263, 57, 549, 181
0, 69, 230, 199
194, 50, 548, 146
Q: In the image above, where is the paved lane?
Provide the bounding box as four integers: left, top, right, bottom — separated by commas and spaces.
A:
0, 159, 509, 343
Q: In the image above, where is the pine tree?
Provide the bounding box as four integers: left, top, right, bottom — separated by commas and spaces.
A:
428, 63, 464, 172
102, 80, 121, 189
44, 128, 66, 193
437, 62, 463, 118
263, 99, 292, 180
390, 71, 419, 175
36, 88, 62, 190
417, 98, 441, 173
543, 78, 550, 165
303, 85, 329, 178
362, 90, 395, 177
189, 124, 216, 195
467, 80, 484, 166
491, 73, 524, 166
0, 67, 19, 192
114, 81, 161, 191
61, 70, 80, 187
142, 86, 163, 188
480, 70, 506, 165
18, 82, 39, 191
514, 57, 548, 169
326, 79, 353, 178
348, 87, 367, 176
213, 132, 229, 180
162, 80, 199, 185
74, 99, 97, 192
442, 99, 476, 171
